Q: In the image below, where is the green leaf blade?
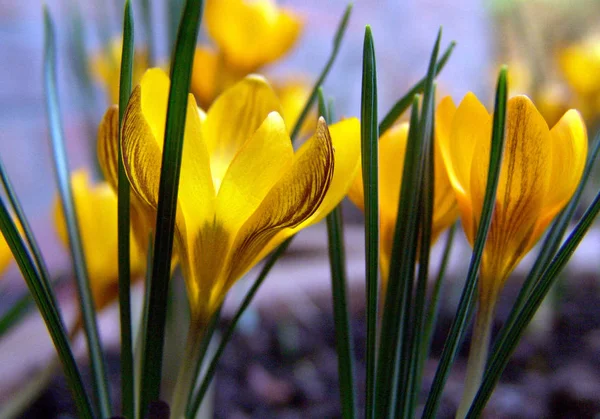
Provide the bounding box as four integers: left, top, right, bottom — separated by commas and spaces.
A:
360, 25, 379, 419
139, 0, 205, 415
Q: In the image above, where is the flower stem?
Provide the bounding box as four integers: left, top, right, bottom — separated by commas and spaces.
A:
456, 296, 496, 418
170, 317, 207, 419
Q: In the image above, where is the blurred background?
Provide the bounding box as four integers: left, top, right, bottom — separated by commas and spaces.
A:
1, 0, 600, 417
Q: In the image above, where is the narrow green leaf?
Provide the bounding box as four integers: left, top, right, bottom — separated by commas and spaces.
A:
139, 0, 204, 414
187, 238, 293, 417
395, 32, 441, 419
375, 96, 420, 418
319, 91, 357, 419
421, 66, 508, 419
118, 2, 135, 418
0, 198, 93, 418
360, 25, 379, 419
289, 3, 353, 142
43, 7, 112, 416
0, 291, 33, 339
467, 184, 600, 418
379, 41, 456, 135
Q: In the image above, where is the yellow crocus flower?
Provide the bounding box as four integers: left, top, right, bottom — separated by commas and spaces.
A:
53, 170, 146, 310
90, 37, 149, 104
347, 119, 459, 286
204, 0, 302, 73
557, 35, 600, 121
437, 93, 588, 417
98, 68, 360, 324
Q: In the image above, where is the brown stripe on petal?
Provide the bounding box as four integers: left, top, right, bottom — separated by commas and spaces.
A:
480, 97, 550, 288
97, 105, 120, 190
224, 117, 334, 288
121, 85, 164, 210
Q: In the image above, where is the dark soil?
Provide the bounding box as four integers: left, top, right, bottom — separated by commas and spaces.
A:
20, 275, 600, 418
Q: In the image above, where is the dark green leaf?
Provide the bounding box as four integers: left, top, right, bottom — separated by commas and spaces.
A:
360, 25, 379, 419
139, 0, 204, 415
118, 2, 135, 417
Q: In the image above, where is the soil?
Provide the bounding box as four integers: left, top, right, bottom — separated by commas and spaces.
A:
20, 275, 600, 419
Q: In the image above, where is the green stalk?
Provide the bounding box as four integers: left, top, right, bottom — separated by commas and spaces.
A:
289, 3, 353, 143
360, 25, 379, 419
421, 66, 508, 419
456, 298, 496, 418
170, 319, 208, 418
139, 0, 204, 415
467, 185, 600, 418
43, 7, 111, 416
319, 91, 356, 419
0, 198, 93, 418
184, 305, 222, 409
187, 239, 293, 417
379, 41, 456, 135
118, 2, 135, 417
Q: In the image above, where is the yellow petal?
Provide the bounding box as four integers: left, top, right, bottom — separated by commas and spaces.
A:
441, 93, 491, 244
217, 112, 294, 234
202, 75, 283, 187
296, 117, 362, 228
205, 0, 302, 72
530, 109, 588, 241
475, 96, 551, 283
97, 105, 120, 190
121, 68, 215, 230
53, 170, 145, 309
222, 117, 334, 300
432, 133, 459, 242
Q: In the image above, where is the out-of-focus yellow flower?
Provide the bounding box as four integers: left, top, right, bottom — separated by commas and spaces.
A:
440, 93, 587, 416
190, 0, 310, 133
0, 233, 13, 277
557, 35, 600, 120
347, 118, 459, 285
53, 170, 146, 310
205, 0, 302, 73
437, 93, 587, 296
100, 68, 360, 322
90, 37, 149, 104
